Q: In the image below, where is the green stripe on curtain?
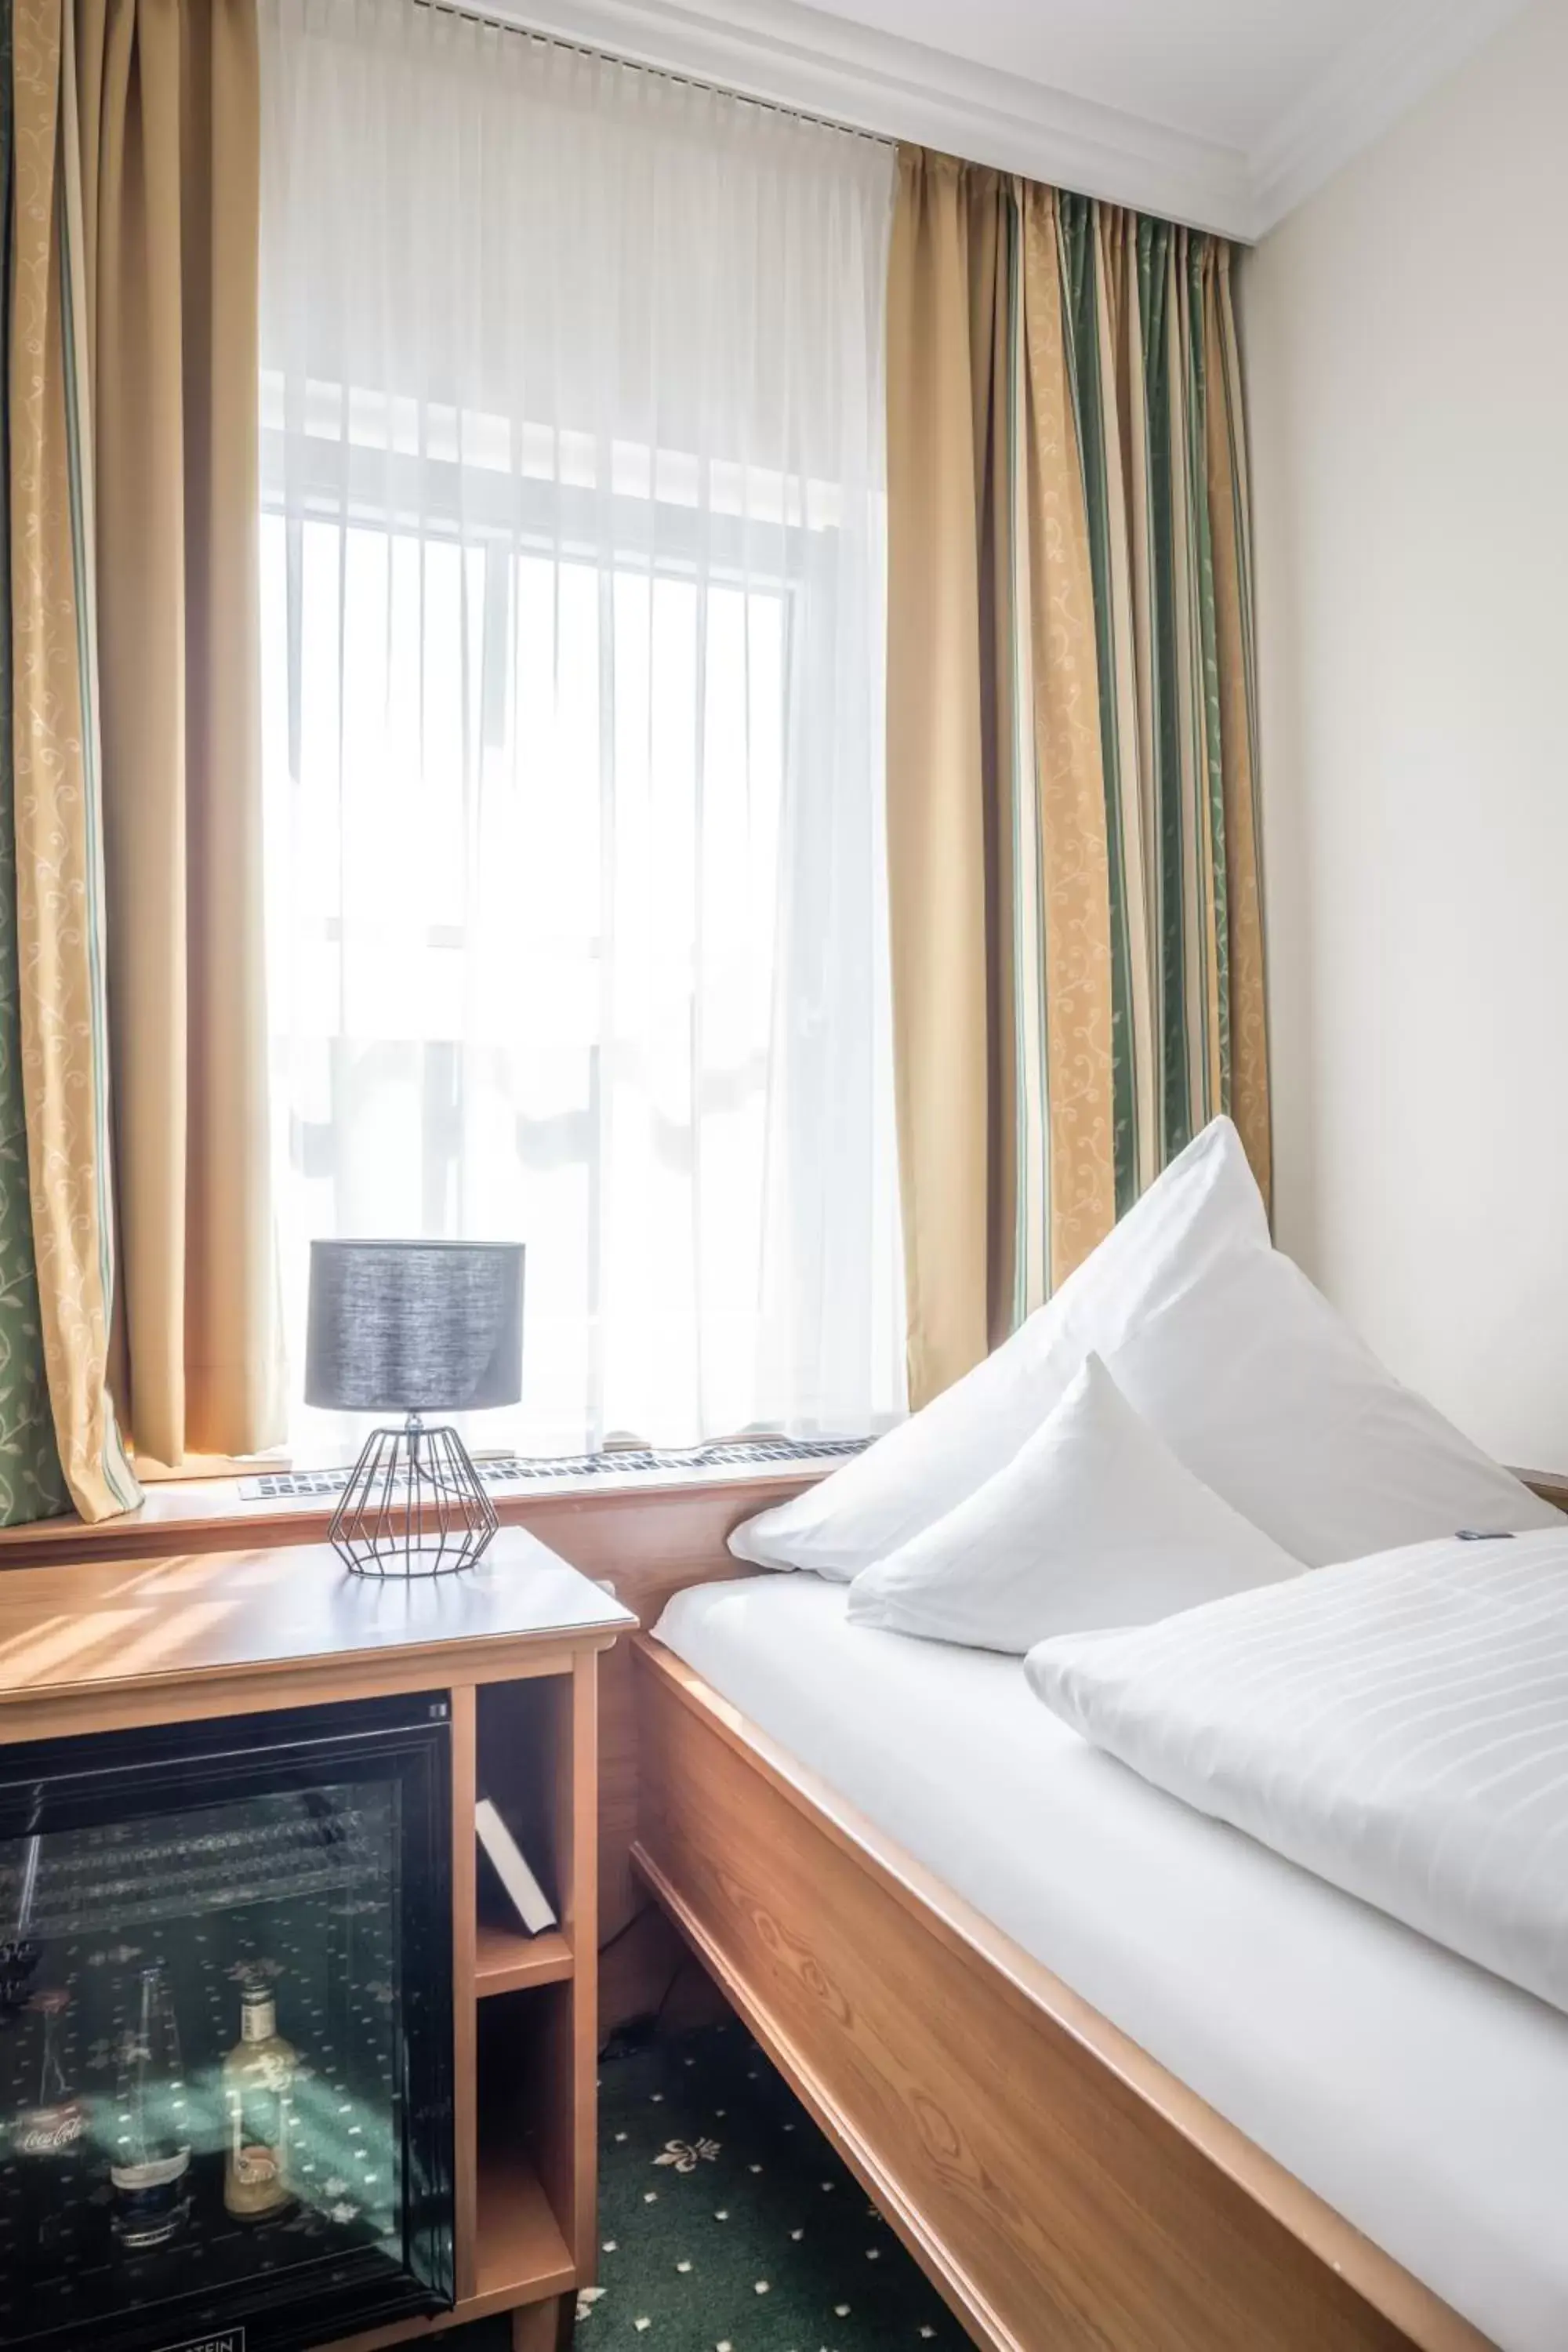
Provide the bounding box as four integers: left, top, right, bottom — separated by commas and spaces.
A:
0, 3, 68, 1526
1138, 216, 1191, 1164
1057, 197, 1137, 1222
1187, 234, 1229, 1108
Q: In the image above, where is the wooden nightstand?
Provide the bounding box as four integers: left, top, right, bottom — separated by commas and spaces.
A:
0, 1525, 634, 2352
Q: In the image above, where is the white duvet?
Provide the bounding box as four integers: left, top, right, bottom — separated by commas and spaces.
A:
1026, 1528, 1568, 2016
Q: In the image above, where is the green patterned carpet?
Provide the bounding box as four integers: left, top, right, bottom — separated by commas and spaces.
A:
445, 2019, 972, 2350
579, 2020, 971, 2350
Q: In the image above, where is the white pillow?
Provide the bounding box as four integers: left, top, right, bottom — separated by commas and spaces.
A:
731, 1116, 1266, 1579
732, 1118, 1561, 1576
846, 1355, 1301, 1653
1102, 1244, 1562, 1566
1024, 1530, 1568, 2015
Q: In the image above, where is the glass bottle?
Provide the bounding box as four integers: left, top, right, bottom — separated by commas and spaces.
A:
13, 1990, 86, 2157
110, 1963, 192, 2249
223, 1979, 296, 2222
0, 1833, 44, 2016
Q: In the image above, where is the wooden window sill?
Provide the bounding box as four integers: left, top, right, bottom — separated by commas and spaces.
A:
0, 1456, 824, 1568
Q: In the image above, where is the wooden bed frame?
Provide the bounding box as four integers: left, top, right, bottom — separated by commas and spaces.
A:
631, 1632, 1500, 2352
29, 1455, 1548, 2348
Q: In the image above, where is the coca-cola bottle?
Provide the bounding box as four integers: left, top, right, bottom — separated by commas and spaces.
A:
12, 1990, 85, 2158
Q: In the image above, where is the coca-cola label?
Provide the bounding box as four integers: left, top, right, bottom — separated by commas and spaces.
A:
151, 2334, 244, 2352
13, 2101, 85, 2154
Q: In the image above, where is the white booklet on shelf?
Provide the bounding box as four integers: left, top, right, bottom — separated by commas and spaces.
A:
475, 1797, 557, 1935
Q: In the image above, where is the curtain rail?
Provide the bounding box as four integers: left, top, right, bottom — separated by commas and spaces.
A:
408, 0, 898, 149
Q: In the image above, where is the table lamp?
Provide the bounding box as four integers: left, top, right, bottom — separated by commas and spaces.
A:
305, 1239, 525, 1577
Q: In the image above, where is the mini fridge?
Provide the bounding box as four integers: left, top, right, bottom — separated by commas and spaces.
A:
0, 1692, 455, 2352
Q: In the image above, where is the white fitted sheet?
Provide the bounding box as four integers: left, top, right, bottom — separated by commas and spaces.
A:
655, 1573, 1568, 2352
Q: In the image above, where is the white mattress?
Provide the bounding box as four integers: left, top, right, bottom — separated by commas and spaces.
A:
655, 1574, 1568, 2352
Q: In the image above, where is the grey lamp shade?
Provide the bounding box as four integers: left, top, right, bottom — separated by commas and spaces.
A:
304, 1240, 524, 1415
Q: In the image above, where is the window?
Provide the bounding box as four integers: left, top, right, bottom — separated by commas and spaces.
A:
258, 0, 903, 1459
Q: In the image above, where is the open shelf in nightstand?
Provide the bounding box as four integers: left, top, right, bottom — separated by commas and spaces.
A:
329, 2139, 573, 2351
476, 1920, 575, 1994
472, 2143, 576, 2314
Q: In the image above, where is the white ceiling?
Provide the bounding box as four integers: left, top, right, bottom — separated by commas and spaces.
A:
802, 0, 1387, 153
499, 0, 1532, 236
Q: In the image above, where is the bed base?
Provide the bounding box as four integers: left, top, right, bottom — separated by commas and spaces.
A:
631, 1634, 1494, 2352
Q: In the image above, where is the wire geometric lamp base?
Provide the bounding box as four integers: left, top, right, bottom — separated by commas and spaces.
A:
328, 1415, 499, 1577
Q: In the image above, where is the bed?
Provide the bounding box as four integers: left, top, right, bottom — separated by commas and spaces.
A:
632, 1572, 1568, 2352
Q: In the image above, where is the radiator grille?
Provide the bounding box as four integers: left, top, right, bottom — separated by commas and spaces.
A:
239, 1433, 869, 1502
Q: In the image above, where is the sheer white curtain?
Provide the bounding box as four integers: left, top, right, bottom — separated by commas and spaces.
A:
257, 0, 904, 1460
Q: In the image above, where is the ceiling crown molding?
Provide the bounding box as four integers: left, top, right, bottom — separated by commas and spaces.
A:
476, 0, 1534, 242
484, 0, 1255, 237
1247, 0, 1532, 233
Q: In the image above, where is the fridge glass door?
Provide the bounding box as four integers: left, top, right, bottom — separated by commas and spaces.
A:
0, 1697, 453, 2352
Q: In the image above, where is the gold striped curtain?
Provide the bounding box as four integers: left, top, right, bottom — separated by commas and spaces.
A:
0, 2, 72, 1526
77, 0, 278, 1471
1, 0, 269, 1521
5, 0, 140, 1518
887, 149, 1269, 1408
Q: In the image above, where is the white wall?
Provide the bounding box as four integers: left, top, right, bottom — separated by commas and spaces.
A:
1243, 0, 1568, 1471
